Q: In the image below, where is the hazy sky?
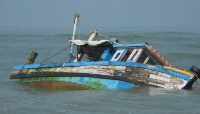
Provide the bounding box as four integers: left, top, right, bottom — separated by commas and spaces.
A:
1, 0, 200, 32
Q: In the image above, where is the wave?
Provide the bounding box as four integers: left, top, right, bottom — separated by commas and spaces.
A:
107, 34, 147, 39
0, 33, 75, 38
1, 31, 199, 44
142, 31, 199, 36
102, 31, 200, 40
185, 44, 200, 49
167, 52, 200, 59
157, 37, 189, 41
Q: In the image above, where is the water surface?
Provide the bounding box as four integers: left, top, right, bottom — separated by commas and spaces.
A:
1, 31, 200, 113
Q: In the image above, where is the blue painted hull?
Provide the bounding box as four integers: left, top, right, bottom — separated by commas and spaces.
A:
11, 61, 195, 90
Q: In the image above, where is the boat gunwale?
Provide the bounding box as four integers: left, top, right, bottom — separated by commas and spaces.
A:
12, 61, 192, 81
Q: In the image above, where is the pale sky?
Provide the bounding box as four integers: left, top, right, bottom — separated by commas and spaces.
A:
1, 0, 200, 32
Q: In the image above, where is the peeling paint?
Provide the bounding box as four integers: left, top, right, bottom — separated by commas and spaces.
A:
11, 61, 194, 90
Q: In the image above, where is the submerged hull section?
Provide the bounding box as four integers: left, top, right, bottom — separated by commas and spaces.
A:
11, 76, 133, 90
11, 61, 195, 90
27, 81, 94, 90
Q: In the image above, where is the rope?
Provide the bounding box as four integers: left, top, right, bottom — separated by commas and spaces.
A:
99, 33, 128, 44
175, 66, 200, 80
79, 16, 128, 44
193, 72, 200, 80
79, 17, 93, 32
41, 45, 71, 64
119, 41, 128, 44
41, 13, 128, 64
99, 33, 110, 39
82, 33, 90, 39
41, 16, 74, 64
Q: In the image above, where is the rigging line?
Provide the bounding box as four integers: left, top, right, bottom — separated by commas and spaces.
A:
41, 45, 71, 64
99, 33, 110, 39
83, 33, 90, 39
99, 33, 128, 44
79, 16, 127, 44
175, 65, 200, 80
41, 16, 74, 64
119, 40, 128, 44
79, 17, 93, 32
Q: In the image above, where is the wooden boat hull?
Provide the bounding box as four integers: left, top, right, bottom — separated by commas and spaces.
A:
11, 76, 133, 90
10, 61, 196, 90
26, 81, 94, 90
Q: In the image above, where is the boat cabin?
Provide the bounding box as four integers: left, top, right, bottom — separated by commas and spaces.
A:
71, 39, 172, 67
101, 43, 171, 67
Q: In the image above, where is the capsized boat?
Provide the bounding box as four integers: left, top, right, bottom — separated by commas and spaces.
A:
10, 13, 200, 90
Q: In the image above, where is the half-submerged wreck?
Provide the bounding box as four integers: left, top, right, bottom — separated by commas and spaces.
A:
10, 13, 200, 90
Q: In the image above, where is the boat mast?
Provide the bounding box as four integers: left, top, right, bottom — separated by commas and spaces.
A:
69, 13, 98, 62
69, 13, 79, 62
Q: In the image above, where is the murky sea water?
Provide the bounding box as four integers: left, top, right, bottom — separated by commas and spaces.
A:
1, 31, 200, 113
